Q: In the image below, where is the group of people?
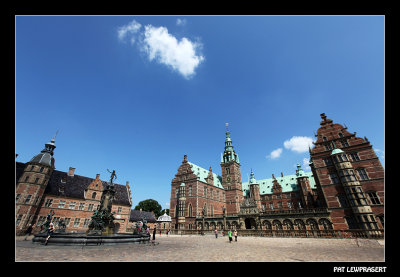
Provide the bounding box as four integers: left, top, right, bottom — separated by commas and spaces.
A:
215, 229, 238, 242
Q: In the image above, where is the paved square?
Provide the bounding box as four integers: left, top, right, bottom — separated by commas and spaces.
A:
15, 234, 384, 262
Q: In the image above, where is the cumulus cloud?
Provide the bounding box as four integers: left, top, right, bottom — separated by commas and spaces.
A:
303, 158, 311, 170
176, 18, 187, 26
118, 20, 142, 43
283, 136, 314, 153
117, 20, 204, 79
267, 148, 283, 160
140, 25, 204, 79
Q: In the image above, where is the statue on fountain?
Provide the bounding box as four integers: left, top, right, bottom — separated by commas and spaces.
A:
87, 169, 117, 236
39, 210, 55, 233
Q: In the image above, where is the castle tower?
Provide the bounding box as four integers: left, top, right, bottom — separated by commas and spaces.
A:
248, 169, 261, 210
16, 133, 57, 234
330, 147, 379, 231
220, 123, 243, 216
296, 163, 314, 208
309, 113, 384, 230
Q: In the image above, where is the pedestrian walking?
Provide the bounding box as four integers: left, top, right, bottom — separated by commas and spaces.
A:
24, 224, 33, 240
160, 229, 162, 236
234, 230, 238, 242
44, 223, 55, 245
152, 226, 156, 241
228, 230, 232, 243
215, 228, 218, 238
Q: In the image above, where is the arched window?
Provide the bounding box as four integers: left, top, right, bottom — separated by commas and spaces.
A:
263, 220, 272, 230
272, 220, 282, 230
306, 219, 319, 230
283, 219, 294, 230
92, 192, 96, 199
294, 219, 306, 230
319, 218, 333, 230
188, 204, 192, 217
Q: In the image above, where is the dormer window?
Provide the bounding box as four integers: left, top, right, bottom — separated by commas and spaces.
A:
323, 136, 328, 142
338, 132, 343, 138
92, 192, 97, 199
61, 176, 66, 183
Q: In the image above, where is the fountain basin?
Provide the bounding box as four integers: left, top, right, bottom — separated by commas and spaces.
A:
32, 232, 150, 245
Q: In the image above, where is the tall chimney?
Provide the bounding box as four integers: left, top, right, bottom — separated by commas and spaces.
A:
96, 174, 100, 179
68, 167, 76, 177
281, 172, 284, 177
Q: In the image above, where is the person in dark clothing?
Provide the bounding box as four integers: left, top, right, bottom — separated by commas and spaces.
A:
44, 223, 55, 245
152, 227, 156, 241
24, 224, 33, 240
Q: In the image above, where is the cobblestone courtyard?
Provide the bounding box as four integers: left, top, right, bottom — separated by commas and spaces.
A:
15, 234, 385, 262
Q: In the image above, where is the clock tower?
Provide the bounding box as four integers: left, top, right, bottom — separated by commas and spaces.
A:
220, 124, 243, 216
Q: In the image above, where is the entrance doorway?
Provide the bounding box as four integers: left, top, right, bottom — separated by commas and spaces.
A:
245, 218, 256, 229
114, 223, 120, 234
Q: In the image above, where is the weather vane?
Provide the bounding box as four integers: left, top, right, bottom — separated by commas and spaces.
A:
52, 130, 59, 141
225, 122, 229, 131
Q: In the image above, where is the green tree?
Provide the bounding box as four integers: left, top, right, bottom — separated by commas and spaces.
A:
134, 199, 162, 218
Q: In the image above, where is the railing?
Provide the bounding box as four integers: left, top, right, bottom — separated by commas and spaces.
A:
168, 229, 384, 239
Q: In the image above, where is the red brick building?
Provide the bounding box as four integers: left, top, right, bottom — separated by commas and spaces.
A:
309, 113, 384, 230
170, 114, 384, 232
15, 137, 133, 235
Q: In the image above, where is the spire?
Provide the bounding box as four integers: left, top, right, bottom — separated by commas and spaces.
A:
222, 123, 239, 163
296, 163, 305, 177
42, 131, 58, 156
29, 132, 58, 168
249, 169, 257, 185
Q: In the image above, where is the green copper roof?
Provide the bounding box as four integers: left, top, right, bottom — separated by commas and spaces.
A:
187, 162, 224, 189
242, 171, 316, 195
249, 169, 257, 185
331, 148, 344, 155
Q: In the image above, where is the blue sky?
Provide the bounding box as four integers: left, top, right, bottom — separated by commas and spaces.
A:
16, 15, 385, 210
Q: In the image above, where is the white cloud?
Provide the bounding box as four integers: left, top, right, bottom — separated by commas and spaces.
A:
267, 148, 282, 160
140, 25, 204, 79
283, 136, 314, 153
118, 20, 142, 43
303, 158, 311, 170
117, 20, 204, 79
176, 18, 187, 26
374, 148, 385, 160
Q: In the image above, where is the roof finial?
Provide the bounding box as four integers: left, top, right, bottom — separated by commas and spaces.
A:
225, 122, 229, 132
51, 130, 59, 142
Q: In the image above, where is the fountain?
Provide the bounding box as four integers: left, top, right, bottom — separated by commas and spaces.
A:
32, 170, 150, 245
